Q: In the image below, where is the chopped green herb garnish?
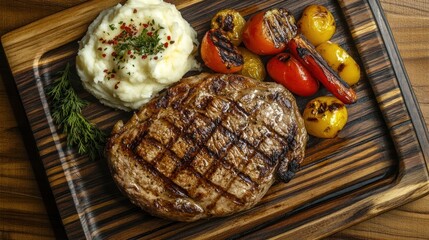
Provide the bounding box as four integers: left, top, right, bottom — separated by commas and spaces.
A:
114, 24, 165, 60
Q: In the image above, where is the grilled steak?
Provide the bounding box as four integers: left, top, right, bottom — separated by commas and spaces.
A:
107, 73, 307, 221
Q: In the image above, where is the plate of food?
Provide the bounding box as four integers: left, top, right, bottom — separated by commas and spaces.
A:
2, 0, 429, 239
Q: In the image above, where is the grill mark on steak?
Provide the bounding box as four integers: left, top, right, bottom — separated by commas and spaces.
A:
191, 167, 245, 207
155, 83, 192, 110
132, 153, 190, 199
203, 144, 257, 187
168, 93, 230, 180
129, 131, 149, 153
165, 94, 261, 209
107, 73, 308, 221
127, 139, 245, 208
201, 120, 263, 209
179, 98, 249, 208
221, 125, 275, 168
185, 94, 298, 208
138, 94, 248, 207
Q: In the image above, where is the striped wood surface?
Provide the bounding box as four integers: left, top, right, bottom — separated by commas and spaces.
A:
1, 0, 429, 239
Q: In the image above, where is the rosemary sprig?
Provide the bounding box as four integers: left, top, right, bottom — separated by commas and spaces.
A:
47, 63, 106, 160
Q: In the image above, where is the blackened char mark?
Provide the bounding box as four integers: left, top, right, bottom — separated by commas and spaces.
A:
127, 125, 150, 152
277, 94, 292, 109
210, 29, 243, 69
263, 8, 297, 48
269, 147, 289, 167
170, 145, 199, 179
278, 158, 301, 183
195, 95, 213, 109
156, 83, 192, 109
153, 198, 202, 215
216, 14, 234, 32
328, 102, 345, 112
286, 124, 298, 148
132, 152, 190, 199
156, 93, 169, 109
210, 75, 227, 94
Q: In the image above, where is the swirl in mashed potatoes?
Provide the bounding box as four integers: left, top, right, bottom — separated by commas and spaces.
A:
76, 0, 200, 111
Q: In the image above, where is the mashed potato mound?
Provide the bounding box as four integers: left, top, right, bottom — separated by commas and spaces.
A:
77, 0, 200, 111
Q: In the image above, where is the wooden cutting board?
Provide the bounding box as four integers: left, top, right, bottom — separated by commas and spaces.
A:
2, 0, 429, 239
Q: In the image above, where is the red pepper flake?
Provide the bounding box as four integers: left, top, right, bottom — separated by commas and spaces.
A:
167, 35, 171, 41
97, 47, 102, 51
111, 74, 116, 78
102, 54, 106, 58
143, 23, 149, 28
147, 32, 153, 36
133, 9, 137, 13
164, 42, 169, 48
142, 55, 147, 59
127, 50, 132, 55
103, 69, 108, 73
154, 56, 158, 60
112, 52, 117, 57
114, 82, 120, 89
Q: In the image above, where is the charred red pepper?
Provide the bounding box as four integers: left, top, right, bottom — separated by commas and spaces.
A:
288, 35, 357, 104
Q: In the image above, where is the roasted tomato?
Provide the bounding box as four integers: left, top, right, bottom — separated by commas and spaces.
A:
200, 29, 243, 73
316, 41, 360, 86
238, 47, 266, 81
242, 8, 297, 55
298, 5, 336, 46
211, 9, 246, 46
267, 52, 319, 97
303, 96, 348, 138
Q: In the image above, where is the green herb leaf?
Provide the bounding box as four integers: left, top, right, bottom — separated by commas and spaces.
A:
47, 63, 106, 160
113, 20, 165, 60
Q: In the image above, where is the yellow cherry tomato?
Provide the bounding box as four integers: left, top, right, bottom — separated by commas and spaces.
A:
211, 9, 246, 46
238, 47, 266, 81
303, 96, 348, 138
298, 5, 336, 46
316, 41, 360, 86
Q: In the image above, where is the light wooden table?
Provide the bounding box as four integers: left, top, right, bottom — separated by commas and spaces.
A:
0, 0, 428, 239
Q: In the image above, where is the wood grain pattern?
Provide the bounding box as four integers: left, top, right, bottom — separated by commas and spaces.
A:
0, 0, 426, 238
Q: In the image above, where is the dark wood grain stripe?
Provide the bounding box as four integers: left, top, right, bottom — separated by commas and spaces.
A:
2, 0, 429, 239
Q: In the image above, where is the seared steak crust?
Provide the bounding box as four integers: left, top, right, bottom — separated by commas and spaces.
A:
107, 73, 307, 221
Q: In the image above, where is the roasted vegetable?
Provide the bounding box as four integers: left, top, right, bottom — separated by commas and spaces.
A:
267, 52, 319, 96
288, 35, 357, 104
237, 47, 266, 81
242, 8, 297, 55
316, 41, 360, 86
201, 29, 243, 73
298, 5, 336, 46
211, 9, 246, 46
303, 96, 348, 138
